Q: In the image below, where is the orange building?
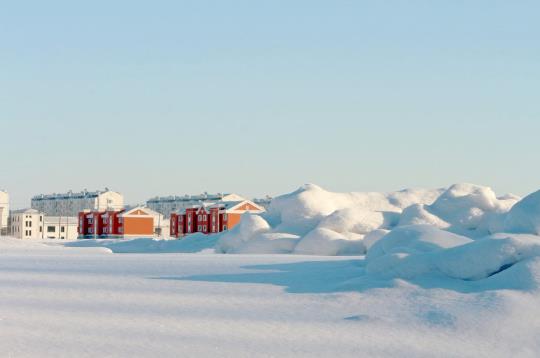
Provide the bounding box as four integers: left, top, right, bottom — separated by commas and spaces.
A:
78, 206, 164, 239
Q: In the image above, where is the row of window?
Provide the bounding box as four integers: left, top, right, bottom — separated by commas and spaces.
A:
47, 226, 66, 233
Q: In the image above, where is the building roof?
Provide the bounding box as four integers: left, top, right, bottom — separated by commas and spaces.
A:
31, 189, 121, 201
12, 208, 42, 214
175, 200, 265, 214
147, 193, 245, 204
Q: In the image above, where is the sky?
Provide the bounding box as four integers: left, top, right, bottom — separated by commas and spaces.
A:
1, 0, 539, 208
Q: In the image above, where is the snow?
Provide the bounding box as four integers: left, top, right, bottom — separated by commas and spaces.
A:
3, 182, 540, 355
211, 183, 525, 255
504, 189, 540, 235
293, 228, 365, 256
2, 237, 540, 357
66, 234, 219, 254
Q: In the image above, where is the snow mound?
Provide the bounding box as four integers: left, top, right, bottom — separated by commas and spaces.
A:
233, 233, 301, 254
366, 228, 540, 287
216, 184, 444, 255
504, 190, 540, 235
398, 183, 520, 237
367, 225, 473, 262
265, 184, 442, 236
293, 228, 365, 256
363, 229, 390, 250
67, 234, 218, 254
215, 214, 271, 253
398, 204, 450, 228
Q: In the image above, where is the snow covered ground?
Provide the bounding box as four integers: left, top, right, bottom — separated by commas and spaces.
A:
1, 237, 540, 357
3, 183, 540, 356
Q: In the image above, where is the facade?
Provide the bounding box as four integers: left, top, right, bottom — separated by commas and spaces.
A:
78, 207, 167, 239
0, 190, 9, 235
10, 209, 44, 239
43, 217, 78, 240
32, 189, 124, 217
146, 193, 246, 217
170, 200, 265, 237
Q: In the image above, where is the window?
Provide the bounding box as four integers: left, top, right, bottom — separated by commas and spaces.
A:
61, 226, 65, 233
197, 225, 202, 231
223, 225, 228, 231
223, 214, 228, 220
47, 226, 55, 233
203, 225, 207, 231
198, 215, 202, 221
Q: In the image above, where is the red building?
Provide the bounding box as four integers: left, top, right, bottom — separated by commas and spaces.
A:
170, 200, 265, 238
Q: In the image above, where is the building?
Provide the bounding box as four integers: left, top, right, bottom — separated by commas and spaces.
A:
43, 216, 78, 240
32, 189, 124, 217
10, 209, 44, 239
170, 200, 265, 237
78, 207, 167, 239
0, 190, 9, 235
146, 193, 246, 217
253, 196, 273, 209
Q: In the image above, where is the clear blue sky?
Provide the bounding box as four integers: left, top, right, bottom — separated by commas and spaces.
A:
1, 0, 539, 208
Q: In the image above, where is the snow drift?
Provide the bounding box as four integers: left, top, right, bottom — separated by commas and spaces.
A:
213, 182, 528, 256
71, 183, 539, 266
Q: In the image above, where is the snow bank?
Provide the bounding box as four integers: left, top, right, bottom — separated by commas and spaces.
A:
67, 234, 218, 254
64, 183, 537, 262
397, 183, 521, 237
293, 228, 365, 256
214, 184, 444, 255
366, 228, 540, 287
211, 183, 529, 255
504, 190, 540, 235
366, 225, 473, 262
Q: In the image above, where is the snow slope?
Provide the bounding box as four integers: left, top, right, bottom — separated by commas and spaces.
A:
213, 183, 526, 255
1, 237, 540, 357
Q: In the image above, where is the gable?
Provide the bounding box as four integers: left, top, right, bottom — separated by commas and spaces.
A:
237, 203, 260, 211
123, 207, 158, 217
226, 200, 265, 213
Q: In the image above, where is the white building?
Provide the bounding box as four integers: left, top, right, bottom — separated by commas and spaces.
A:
10, 209, 44, 239
31, 189, 124, 217
0, 190, 9, 235
43, 216, 78, 240
146, 193, 245, 218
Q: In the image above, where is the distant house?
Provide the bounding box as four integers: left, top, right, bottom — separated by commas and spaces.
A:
32, 189, 124, 217
78, 207, 167, 239
43, 216, 78, 240
0, 190, 9, 235
170, 200, 265, 238
10, 209, 44, 239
